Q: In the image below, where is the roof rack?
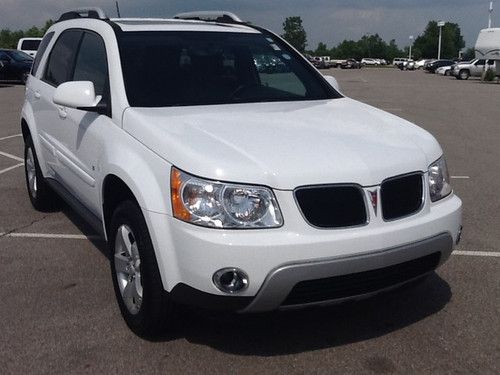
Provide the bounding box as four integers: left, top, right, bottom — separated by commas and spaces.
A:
174, 11, 243, 24
58, 7, 108, 22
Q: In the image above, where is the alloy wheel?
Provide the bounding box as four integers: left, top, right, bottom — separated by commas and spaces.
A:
114, 224, 143, 315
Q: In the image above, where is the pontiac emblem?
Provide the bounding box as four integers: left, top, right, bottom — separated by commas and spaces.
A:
369, 189, 378, 215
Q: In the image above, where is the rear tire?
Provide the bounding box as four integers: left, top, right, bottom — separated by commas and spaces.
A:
24, 135, 60, 211
109, 200, 176, 338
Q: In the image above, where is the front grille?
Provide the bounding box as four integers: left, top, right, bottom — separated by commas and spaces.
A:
381, 173, 423, 220
295, 185, 367, 228
282, 252, 441, 306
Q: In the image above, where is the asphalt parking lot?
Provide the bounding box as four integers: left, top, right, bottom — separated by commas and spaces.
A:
0, 69, 499, 374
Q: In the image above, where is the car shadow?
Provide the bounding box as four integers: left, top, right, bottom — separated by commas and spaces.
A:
56, 203, 452, 355
59, 203, 108, 258
156, 273, 451, 355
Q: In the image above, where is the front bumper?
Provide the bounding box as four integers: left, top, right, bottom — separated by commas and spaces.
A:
168, 232, 453, 312
144, 191, 461, 312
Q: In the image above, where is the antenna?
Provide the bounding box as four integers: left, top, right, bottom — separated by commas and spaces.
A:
115, 1, 121, 18
489, 1, 493, 28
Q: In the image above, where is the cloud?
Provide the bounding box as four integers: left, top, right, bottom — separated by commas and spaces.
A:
0, 0, 492, 48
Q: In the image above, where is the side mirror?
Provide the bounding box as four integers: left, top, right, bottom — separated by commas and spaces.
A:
323, 75, 341, 92
53, 81, 106, 114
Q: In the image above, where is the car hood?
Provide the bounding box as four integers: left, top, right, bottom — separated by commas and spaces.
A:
122, 98, 442, 189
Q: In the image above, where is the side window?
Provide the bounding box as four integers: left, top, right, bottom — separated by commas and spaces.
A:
43, 30, 82, 87
475, 60, 485, 66
31, 32, 55, 76
72, 32, 108, 96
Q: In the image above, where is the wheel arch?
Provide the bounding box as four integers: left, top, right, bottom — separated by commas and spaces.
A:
101, 173, 142, 240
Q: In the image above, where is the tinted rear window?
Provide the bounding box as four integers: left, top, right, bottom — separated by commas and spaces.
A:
21, 40, 41, 50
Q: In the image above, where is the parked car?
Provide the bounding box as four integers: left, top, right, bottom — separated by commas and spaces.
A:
436, 66, 452, 76
312, 56, 327, 69
399, 60, 416, 70
0, 49, 33, 83
23, 8, 461, 337
452, 58, 496, 80
414, 59, 429, 69
392, 57, 408, 67
340, 58, 362, 69
17, 37, 43, 57
361, 58, 379, 66
424, 59, 455, 73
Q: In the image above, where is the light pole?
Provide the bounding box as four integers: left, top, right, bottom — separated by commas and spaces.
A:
409, 35, 414, 60
437, 21, 445, 59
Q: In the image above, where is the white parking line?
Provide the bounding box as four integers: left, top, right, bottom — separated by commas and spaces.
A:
0, 151, 23, 162
0, 163, 24, 175
0, 232, 101, 240
451, 176, 470, 179
0, 134, 22, 141
0, 232, 498, 258
453, 250, 500, 257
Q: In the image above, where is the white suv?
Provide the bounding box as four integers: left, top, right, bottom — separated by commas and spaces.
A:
22, 8, 462, 337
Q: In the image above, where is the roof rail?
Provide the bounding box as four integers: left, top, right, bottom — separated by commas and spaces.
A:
174, 11, 243, 24
58, 7, 108, 22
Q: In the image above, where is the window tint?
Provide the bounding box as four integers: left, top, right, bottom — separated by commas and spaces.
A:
0, 51, 10, 61
21, 40, 41, 50
44, 30, 82, 86
31, 32, 54, 76
254, 53, 306, 96
119, 31, 339, 107
476, 60, 485, 65
73, 32, 108, 96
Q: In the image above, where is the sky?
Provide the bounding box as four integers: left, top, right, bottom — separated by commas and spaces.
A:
0, 0, 495, 50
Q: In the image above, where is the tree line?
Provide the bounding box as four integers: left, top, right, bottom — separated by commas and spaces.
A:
1, 16, 468, 62
282, 16, 467, 60
0, 20, 53, 49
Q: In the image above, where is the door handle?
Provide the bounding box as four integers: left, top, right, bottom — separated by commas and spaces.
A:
34, 91, 41, 99
57, 106, 67, 119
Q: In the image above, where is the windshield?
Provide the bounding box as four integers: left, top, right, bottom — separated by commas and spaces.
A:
6, 50, 33, 62
118, 31, 340, 107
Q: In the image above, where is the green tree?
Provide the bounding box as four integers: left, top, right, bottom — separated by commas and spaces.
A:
0, 20, 53, 48
314, 42, 330, 56
413, 21, 465, 59
462, 47, 475, 60
281, 16, 307, 53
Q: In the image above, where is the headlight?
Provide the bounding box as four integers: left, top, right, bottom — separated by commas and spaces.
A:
428, 156, 452, 202
170, 167, 283, 228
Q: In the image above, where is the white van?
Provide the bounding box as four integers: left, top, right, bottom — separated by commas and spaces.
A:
17, 37, 43, 57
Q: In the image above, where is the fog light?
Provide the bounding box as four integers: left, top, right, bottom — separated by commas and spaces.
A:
213, 268, 249, 294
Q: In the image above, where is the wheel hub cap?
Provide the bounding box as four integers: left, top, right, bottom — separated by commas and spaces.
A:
26, 147, 37, 198
114, 225, 143, 314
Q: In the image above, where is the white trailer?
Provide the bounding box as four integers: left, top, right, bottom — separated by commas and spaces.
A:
475, 28, 500, 76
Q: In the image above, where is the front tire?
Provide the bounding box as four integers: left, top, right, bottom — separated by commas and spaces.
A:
459, 69, 470, 80
24, 136, 60, 211
110, 200, 176, 337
